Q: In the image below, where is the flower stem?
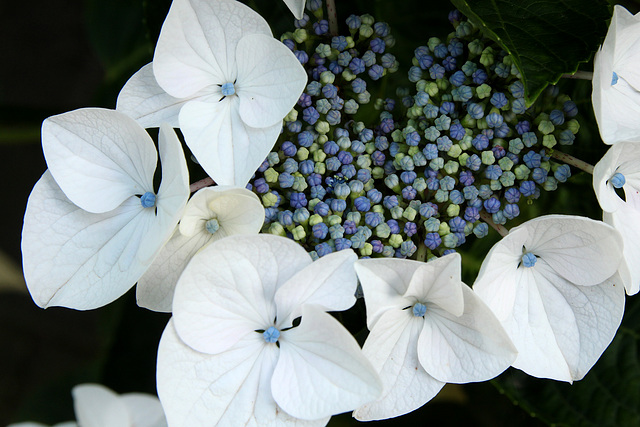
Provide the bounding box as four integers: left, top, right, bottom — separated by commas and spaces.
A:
416, 243, 428, 262
561, 71, 593, 80
326, 0, 338, 36
190, 177, 215, 193
480, 211, 509, 237
550, 150, 594, 174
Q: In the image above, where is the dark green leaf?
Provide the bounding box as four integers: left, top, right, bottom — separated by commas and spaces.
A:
450, 0, 610, 105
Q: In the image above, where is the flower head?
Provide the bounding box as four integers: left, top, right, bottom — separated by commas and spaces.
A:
22, 108, 189, 310
117, 0, 307, 187
353, 253, 516, 421
592, 5, 640, 144
473, 215, 625, 382
157, 234, 382, 425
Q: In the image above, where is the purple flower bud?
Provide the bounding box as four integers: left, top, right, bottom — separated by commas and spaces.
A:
424, 233, 442, 250
483, 197, 500, 213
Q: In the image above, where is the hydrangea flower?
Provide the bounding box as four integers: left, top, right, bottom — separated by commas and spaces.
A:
593, 140, 640, 294
137, 186, 265, 312
157, 234, 382, 425
473, 215, 626, 382
117, 0, 307, 187
353, 253, 516, 421
22, 108, 189, 310
8, 384, 167, 427
592, 5, 640, 144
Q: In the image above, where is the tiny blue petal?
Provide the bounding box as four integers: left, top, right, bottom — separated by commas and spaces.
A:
221, 82, 235, 96
522, 252, 537, 268
412, 303, 427, 317
263, 326, 280, 343
205, 218, 220, 234
610, 172, 626, 188
612, 72, 619, 86
140, 192, 156, 208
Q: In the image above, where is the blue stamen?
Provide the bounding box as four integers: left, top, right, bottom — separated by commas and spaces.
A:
205, 218, 220, 234
412, 303, 427, 317
522, 252, 537, 268
221, 82, 235, 96
263, 326, 280, 343
140, 192, 156, 208
611, 72, 619, 86
610, 172, 626, 189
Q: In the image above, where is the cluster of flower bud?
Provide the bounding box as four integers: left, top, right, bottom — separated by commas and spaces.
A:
249, 7, 581, 261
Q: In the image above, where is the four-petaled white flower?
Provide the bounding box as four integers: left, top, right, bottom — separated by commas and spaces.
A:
157, 234, 382, 426
117, 0, 307, 187
137, 186, 265, 312
8, 384, 167, 427
592, 5, 640, 144
473, 215, 626, 382
353, 253, 517, 421
22, 108, 189, 310
593, 140, 640, 295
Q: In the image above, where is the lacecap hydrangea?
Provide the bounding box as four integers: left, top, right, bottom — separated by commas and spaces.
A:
248, 5, 580, 261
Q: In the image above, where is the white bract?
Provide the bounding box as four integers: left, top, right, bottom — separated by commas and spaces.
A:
8, 384, 166, 427
593, 141, 640, 294
117, 0, 307, 187
137, 186, 265, 312
157, 234, 382, 426
592, 5, 640, 144
22, 108, 189, 310
473, 215, 626, 382
283, 0, 306, 19
353, 253, 516, 421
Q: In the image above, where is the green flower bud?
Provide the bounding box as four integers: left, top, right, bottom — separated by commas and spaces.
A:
438, 222, 451, 236
391, 206, 404, 220
447, 144, 462, 158
315, 121, 330, 134
284, 108, 298, 122
313, 150, 327, 163
389, 234, 403, 248
481, 150, 495, 165
538, 120, 555, 135
269, 222, 286, 236
315, 43, 331, 58
314, 161, 326, 175
542, 134, 557, 149
435, 189, 449, 203
476, 84, 492, 99
498, 157, 514, 171
262, 192, 278, 207
514, 164, 530, 180
292, 176, 308, 192
293, 28, 308, 43
327, 215, 342, 226
297, 147, 310, 161
424, 217, 440, 232
446, 203, 460, 217
490, 179, 502, 191
443, 233, 458, 248
264, 168, 279, 183
403, 206, 417, 221
444, 160, 459, 175
292, 225, 306, 241
499, 171, 516, 187
359, 24, 374, 38
309, 214, 323, 226
480, 46, 495, 66
376, 223, 391, 238
360, 243, 373, 257
567, 119, 580, 134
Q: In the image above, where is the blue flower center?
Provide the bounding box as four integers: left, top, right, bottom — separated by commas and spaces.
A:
205, 218, 220, 234
611, 72, 619, 86
412, 302, 427, 317
522, 252, 537, 268
263, 326, 280, 343
610, 172, 626, 189
140, 192, 156, 208
221, 82, 235, 96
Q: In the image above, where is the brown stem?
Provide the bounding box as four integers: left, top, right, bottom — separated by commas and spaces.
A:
550, 150, 594, 174
480, 211, 509, 237
326, 0, 338, 36
189, 177, 215, 193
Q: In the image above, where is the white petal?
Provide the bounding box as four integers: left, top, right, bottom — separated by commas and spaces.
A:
179, 97, 282, 187
153, 0, 272, 98
521, 215, 623, 286
137, 186, 263, 312
282, 0, 305, 19
178, 186, 264, 238
138, 123, 189, 263
172, 234, 311, 354
404, 253, 464, 317
417, 284, 516, 383
72, 384, 130, 427
120, 394, 167, 427
41, 108, 156, 213
353, 309, 444, 421
609, 6, 640, 90
157, 320, 322, 427
274, 249, 357, 328
136, 228, 210, 312
604, 206, 640, 295
22, 172, 155, 310
354, 259, 418, 329
236, 34, 307, 128
272, 305, 382, 420
116, 63, 186, 128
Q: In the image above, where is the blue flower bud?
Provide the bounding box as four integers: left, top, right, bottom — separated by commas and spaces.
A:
298, 131, 315, 147
486, 112, 504, 128
466, 154, 482, 171
429, 64, 446, 79
381, 53, 396, 69
335, 238, 352, 251
512, 98, 526, 114
442, 56, 457, 72
483, 197, 500, 213
408, 66, 423, 82
472, 134, 489, 150
549, 109, 565, 126
424, 233, 442, 250
485, 164, 503, 180
472, 69, 488, 85
504, 187, 520, 203
254, 178, 269, 194
503, 203, 520, 219
521, 252, 537, 268
279, 172, 295, 188
467, 102, 484, 119
287, 121, 302, 133
532, 167, 548, 184
610, 172, 626, 188
519, 180, 536, 197
563, 100, 578, 117
349, 57, 366, 74
523, 151, 542, 168
314, 20, 329, 35
315, 242, 333, 257
370, 37, 386, 54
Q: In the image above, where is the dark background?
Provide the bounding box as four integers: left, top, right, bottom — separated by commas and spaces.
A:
0, 0, 626, 425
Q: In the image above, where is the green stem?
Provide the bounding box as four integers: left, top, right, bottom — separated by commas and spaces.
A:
416, 243, 428, 262
480, 211, 509, 237
550, 150, 594, 174
561, 70, 593, 80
